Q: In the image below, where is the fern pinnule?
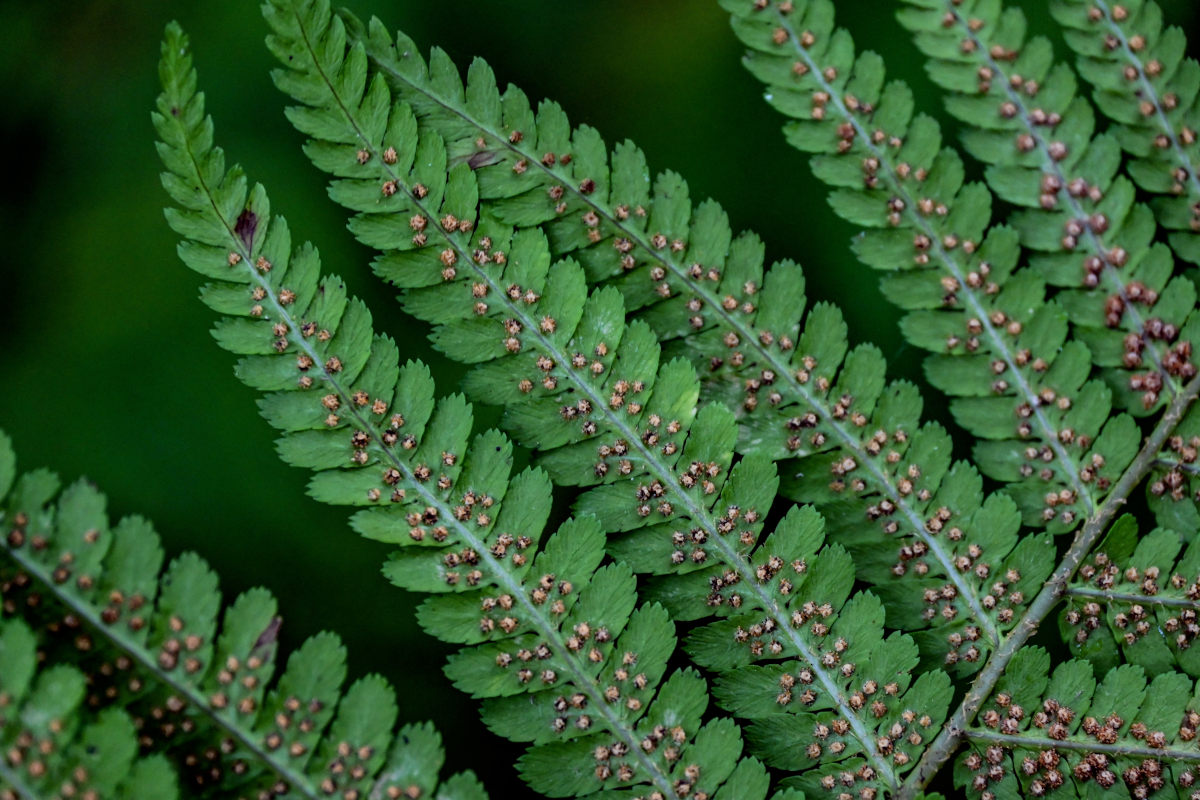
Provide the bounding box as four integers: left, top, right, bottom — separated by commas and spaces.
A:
1052, 0, 1200, 266
0, 429, 481, 800
720, 0, 1151, 535
266, 0, 1072, 695
155, 22, 775, 799
1144, 402, 1200, 531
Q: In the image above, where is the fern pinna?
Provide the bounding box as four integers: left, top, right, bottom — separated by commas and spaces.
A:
898, 0, 1198, 418
723, 0, 1150, 537
127, 0, 1200, 798
0, 431, 481, 799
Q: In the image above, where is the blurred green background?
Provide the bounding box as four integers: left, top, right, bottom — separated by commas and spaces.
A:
0, 0, 1195, 793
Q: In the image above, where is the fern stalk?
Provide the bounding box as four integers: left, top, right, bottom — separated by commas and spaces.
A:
898, 366, 1200, 798
963, 726, 1200, 763
1066, 583, 1200, 609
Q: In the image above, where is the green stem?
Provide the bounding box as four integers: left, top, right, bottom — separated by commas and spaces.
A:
896, 367, 1200, 799
1066, 584, 1200, 611
965, 727, 1200, 762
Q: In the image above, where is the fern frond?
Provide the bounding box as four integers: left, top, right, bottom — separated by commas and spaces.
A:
0, 429, 479, 800
954, 648, 1200, 797
898, 0, 1200, 417
899, 375, 1200, 796
1052, 0, 1200, 265
154, 22, 774, 799
263, 0, 1065, 698
719, 0, 1149, 534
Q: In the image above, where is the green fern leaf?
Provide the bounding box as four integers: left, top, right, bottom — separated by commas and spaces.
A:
0, 428, 479, 800
897, 0, 1200, 417
260, 7, 968, 793
264, 0, 1062, 698
154, 21, 771, 799
1052, 0, 1200, 265
0, 614, 178, 800
721, 0, 1164, 535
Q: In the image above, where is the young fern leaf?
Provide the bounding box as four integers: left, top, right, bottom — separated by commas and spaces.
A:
155, 22, 772, 800
261, 2, 963, 792
1052, 0, 1200, 265
265, 0, 1058, 695
1059, 514, 1200, 679
721, 0, 1144, 534
898, 0, 1200, 418
955, 647, 1200, 797
0, 430, 479, 800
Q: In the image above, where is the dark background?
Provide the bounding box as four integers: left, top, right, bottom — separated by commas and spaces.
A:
0, 0, 1195, 793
